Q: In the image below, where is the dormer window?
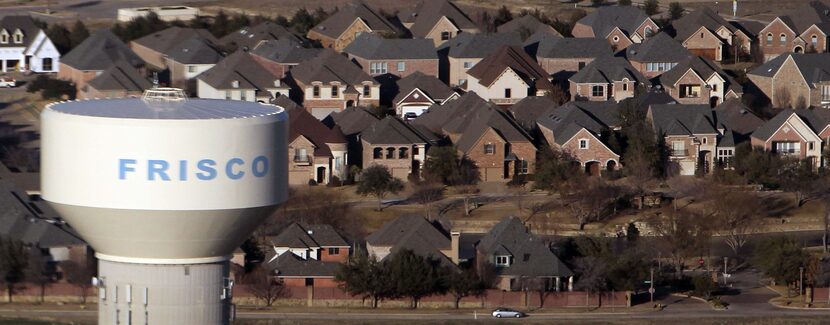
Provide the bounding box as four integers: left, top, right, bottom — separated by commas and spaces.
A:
231, 80, 239, 88
331, 85, 339, 97
12, 30, 22, 44
0, 30, 8, 44
495, 255, 511, 267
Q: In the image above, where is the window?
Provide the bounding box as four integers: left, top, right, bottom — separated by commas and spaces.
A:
386, 147, 395, 159
294, 148, 308, 162
623, 82, 628, 91
240, 91, 246, 101
187, 65, 196, 73
591, 85, 604, 97
312, 85, 320, 97
441, 31, 451, 40
813, 35, 819, 47
780, 34, 787, 45
822, 85, 830, 101
399, 147, 409, 158
484, 143, 495, 154
702, 137, 707, 144
644, 26, 653, 37
774, 142, 800, 154
0, 30, 7, 44
328, 247, 340, 255
495, 255, 511, 266
413, 146, 420, 155
504, 88, 512, 98
711, 83, 718, 92
463, 61, 473, 69
679, 85, 701, 98
370, 62, 387, 74
671, 141, 686, 156
766, 33, 772, 44
579, 139, 588, 149
42, 58, 52, 71
700, 32, 704, 38
331, 86, 339, 97
225, 91, 231, 100
373, 147, 383, 159
12, 31, 21, 43
612, 36, 620, 43
519, 160, 529, 174
397, 61, 405, 72
578, 62, 586, 70
363, 85, 371, 97
809, 142, 815, 150
458, 79, 466, 85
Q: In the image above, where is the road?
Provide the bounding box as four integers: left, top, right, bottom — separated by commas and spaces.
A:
0, 0, 214, 22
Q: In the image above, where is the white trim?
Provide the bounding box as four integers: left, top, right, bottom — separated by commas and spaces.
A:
634, 18, 658, 40
425, 15, 459, 40
561, 128, 621, 158
772, 55, 810, 104
672, 68, 706, 88
759, 17, 796, 38
395, 87, 436, 107
95, 253, 232, 264
762, 115, 822, 146
335, 17, 371, 40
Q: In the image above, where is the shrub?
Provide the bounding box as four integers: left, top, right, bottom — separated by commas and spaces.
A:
26, 75, 75, 100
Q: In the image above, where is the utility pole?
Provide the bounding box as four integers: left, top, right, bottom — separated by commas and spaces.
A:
650, 267, 655, 303
800, 267, 805, 299
723, 257, 728, 286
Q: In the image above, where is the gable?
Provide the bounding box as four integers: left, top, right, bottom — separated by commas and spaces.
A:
773, 55, 809, 87
799, 24, 828, 41
683, 26, 722, 45
397, 87, 436, 106
561, 128, 620, 158
337, 17, 372, 40
760, 17, 796, 36
485, 67, 529, 89
426, 15, 460, 39
766, 114, 822, 144
671, 68, 706, 87
469, 127, 508, 154
290, 134, 317, 150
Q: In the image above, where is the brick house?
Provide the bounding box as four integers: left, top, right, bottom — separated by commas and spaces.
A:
438, 32, 522, 86
530, 35, 612, 82
249, 39, 321, 79
290, 49, 380, 119
307, 2, 402, 52
647, 104, 719, 175
657, 55, 742, 106
670, 7, 753, 62
265, 223, 351, 288
572, 6, 659, 50
750, 109, 829, 168
747, 53, 830, 109
757, 1, 830, 62
324, 107, 380, 171
129, 27, 218, 70
79, 61, 152, 99
366, 214, 458, 265
536, 101, 621, 175
219, 21, 306, 52
397, 0, 480, 46
465, 45, 554, 105
475, 217, 573, 292
283, 98, 349, 185
393, 71, 458, 118
195, 51, 286, 102
360, 116, 431, 180
569, 55, 646, 102
344, 33, 438, 78
712, 98, 765, 168
0, 15, 60, 73
130, 27, 223, 92
625, 32, 692, 78
58, 30, 145, 96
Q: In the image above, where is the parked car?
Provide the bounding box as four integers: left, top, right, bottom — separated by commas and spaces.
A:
0, 75, 16, 88
492, 308, 525, 318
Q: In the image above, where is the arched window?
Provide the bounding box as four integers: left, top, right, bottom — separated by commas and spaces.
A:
373, 147, 383, 159
12, 30, 22, 43
780, 34, 787, 45
766, 33, 772, 44
399, 147, 409, 158
644, 26, 653, 37
386, 147, 395, 159
812, 35, 818, 47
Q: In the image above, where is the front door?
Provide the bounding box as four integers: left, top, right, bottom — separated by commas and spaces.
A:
316, 166, 326, 184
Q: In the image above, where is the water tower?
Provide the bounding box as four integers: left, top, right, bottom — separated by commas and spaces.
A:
40, 89, 288, 325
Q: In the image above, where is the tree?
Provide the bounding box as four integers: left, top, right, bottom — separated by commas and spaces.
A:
0, 238, 28, 303
574, 256, 608, 307
424, 147, 480, 187
562, 178, 623, 230
210, 10, 231, 37
494, 6, 513, 27
643, 0, 660, 16
62, 261, 93, 304
619, 0, 632, 5
779, 159, 828, 207
706, 188, 763, 257
357, 165, 404, 211
386, 249, 444, 308
27, 75, 76, 100
410, 182, 444, 220
69, 21, 90, 49
335, 252, 391, 308
532, 147, 583, 195
243, 266, 286, 307
546, 84, 569, 106
647, 207, 712, 278
444, 267, 484, 309
618, 97, 667, 188
668, 2, 684, 20
753, 236, 809, 287
692, 274, 716, 299
46, 24, 71, 54
290, 8, 317, 35
25, 251, 52, 303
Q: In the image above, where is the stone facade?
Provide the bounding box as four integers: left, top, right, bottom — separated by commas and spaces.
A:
537, 57, 595, 80
447, 56, 481, 87
350, 56, 439, 78
308, 19, 374, 52
759, 18, 828, 61
464, 128, 535, 182
681, 27, 723, 61
361, 141, 426, 180
560, 129, 620, 175
665, 70, 713, 105
750, 114, 823, 164
570, 80, 637, 102
57, 63, 100, 93
748, 56, 814, 108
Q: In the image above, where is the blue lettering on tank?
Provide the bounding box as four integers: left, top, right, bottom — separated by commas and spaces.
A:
119, 159, 136, 180
252, 155, 269, 177
196, 159, 217, 180
119, 156, 270, 181
226, 158, 245, 180
147, 160, 171, 181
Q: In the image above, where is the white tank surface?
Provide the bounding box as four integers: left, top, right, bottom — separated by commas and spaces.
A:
40, 89, 288, 325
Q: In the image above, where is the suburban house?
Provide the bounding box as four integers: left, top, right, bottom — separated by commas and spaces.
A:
397, 0, 480, 46
750, 109, 829, 167
360, 116, 431, 180
670, 7, 753, 62
366, 214, 457, 266
343, 33, 439, 78
498, 14, 562, 37
507, 96, 558, 133
569, 55, 646, 102
220, 21, 305, 51
130, 27, 222, 91
712, 99, 765, 168
571, 6, 659, 50
438, 32, 522, 86
130, 27, 218, 70
58, 30, 145, 94
531, 35, 612, 81
290, 49, 380, 119
0, 15, 60, 73
647, 104, 719, 176
324, 107, 380, 170
195, 51, 285, 102
536, 101, 621, 175
747, 53, 830, 109
475, 217, 573, 292
757, 1, 830, 61
265, 223, 351, 288
393, 71, 458, 118
307, 2, 402, 51
249, 39, 321, 79
465, 45, 554, 105
78, 61, 152, 99
657, 55, 742, 106
284, 98, 349, 185
625, 32, 692, 78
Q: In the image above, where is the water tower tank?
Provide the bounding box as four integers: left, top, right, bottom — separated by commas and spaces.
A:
40, 89, 288, 325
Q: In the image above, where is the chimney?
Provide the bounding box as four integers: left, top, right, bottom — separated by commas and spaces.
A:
450, 231, 461, 264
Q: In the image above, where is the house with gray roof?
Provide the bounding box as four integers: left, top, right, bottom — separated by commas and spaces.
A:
285, 101, 349, 185
130, 27, 219, 70
747, 53, 830, 109
465, 45, 554, 105
131, 27, 224, 91
0, 15, 59, 73
531, 35, 612, 81
475, 217, 573, 291
196, 51, 285, 102
264, 222, 349, 288
80, 60, 152, 99
750, 109, 829, 168
625, 32, 692, 78
498, 14, 561, 38
438, 32, 523, 86
361, 116, 432, 181
670, 7, 752, 62
290, 49, 380, 119
344, 33, 438, 78
647, 104, 719, 175
307, 2, 402, 52
712, 99, 764, 168
366, 214, 457, 266
657, 55, 742, 106
393, 71, 458, 118
537, 101, 621, 175
220, 21, 305, 52
506, 95, 557, 132
572, 6, 659, 50
398, 0, 479, 46
249, 39, 322, 79
757, 1, 830, 61
569, 55, 646, 102
59, 30, 145, 96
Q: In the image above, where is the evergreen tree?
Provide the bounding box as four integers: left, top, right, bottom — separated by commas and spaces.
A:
69, 21, 90, 49
494, 6, 513, 27
357, 165, 404, 211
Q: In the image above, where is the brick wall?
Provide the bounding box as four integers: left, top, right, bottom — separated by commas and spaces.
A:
538, 57, 593, 80
560, 129, 620, 170
320, 247, 350, 263
57, 64, 98, 95
350, 56, 439, 78
251, 54, 290, 79
606, 29, 634, 50
759, 20, 798, 61
362, 141, 414, 181
130, 42, 165, 70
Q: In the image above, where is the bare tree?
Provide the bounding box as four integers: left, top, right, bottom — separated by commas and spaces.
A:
705, 188, 763, 258
243, 266, 287, 307
456, 185, 479, 216
410, 182, 444, 220
562, 179, 622, 230
25, 250, 52, 303
62, 261, 92, 304
775, 87, 792, 108
0, 238, 28, 303
647, 208, 712, 278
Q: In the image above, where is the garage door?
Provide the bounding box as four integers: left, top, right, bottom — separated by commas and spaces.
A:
289, 171, 309, 185
679, 161, 696, 176
688, 48, 718, 61
400, 105, 430, 118
482, 167, 502, 181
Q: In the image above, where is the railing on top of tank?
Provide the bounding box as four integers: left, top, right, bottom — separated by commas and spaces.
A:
142, 88, 187, 102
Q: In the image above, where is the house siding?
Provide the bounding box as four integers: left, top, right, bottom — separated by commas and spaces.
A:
350, 56, 439, 78
759, 19, 799, 61
448, 56, 481, 87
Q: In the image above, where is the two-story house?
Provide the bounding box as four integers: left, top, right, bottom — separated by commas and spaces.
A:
475, 217, 573, 292
360, 116, 432, 180
130, 27, 222, 91
757, 1, 830, 62
196, 51, 285, 102
393, 71, 458, 119
290, 49, 380, 119
220, 21, 305, 52
670, 7, 753, 62
747, 53, 830, 109
572, 6, 659, 50
569, 55, 646, 102
249, 39, 322, 79
59, 30, 145, 95
0, 15, 60, 73
283, 97, 349, 185
366, 214, 458, 265
324, 106, 380, 173
397, 0, 480, 46
531, 35, 612, 82
750, 109, 829, 168
648, 104, 719, 175
712, 98, 765, 168
438, 32, 522, 86
307, 2, 402, 52
465, 45, 554, 105
625, 32, 692, 78
536, 101, 621, 175
265, 223, 351, 288
344, 33, 439, 78
658, 55, 742, 106
79, 60, 152, 99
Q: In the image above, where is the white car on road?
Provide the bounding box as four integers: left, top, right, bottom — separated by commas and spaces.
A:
492, 308, 525, 318
0, 76, 16, 88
